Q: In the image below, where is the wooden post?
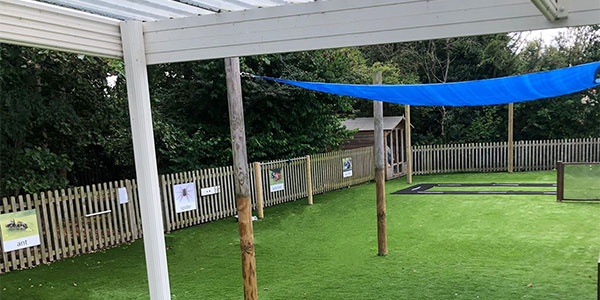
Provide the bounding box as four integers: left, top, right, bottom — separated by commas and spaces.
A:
508, 102, 514, 173
120, 21, 171, 300
373, 71, 388, 256
597, 249, 600, 300
557, 161, 564, 202
306, 155, 313, 205
252, 162, 264, 219
405, 105, 413, 184
224, 57, 258, 300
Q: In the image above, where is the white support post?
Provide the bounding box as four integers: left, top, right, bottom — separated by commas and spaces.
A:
120, 21, 171, 300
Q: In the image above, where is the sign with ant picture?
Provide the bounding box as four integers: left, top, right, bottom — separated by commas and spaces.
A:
0, 209, 41, 252
173, 182, 197, 213
269, 168, 285, 192
342, 157, 353, 178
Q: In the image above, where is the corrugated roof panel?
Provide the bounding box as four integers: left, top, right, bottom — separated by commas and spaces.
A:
0, 0, 122, 58
35, 0, 316, 21
342, 117, 405, 132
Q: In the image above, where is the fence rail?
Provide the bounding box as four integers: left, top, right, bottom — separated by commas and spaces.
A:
412, 138, 600, 175
0, 147, 374, 273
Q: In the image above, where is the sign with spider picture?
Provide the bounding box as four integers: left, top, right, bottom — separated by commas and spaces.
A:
269, 168, 285, 192
0, 209, 41, 252
173, 182, 197, 213
342, 157, 353, 178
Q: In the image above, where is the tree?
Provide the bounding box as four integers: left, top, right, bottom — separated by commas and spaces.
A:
360, 34, 522, 144
0, 45, 128, 196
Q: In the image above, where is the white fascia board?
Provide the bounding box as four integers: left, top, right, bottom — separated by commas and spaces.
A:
143, 0, 600, 65
0, 0, 122, 58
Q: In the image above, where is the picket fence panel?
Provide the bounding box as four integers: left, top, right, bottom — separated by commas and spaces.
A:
0, 147, 374, 273
0, 180, 141, 273
412, 138, 600, 175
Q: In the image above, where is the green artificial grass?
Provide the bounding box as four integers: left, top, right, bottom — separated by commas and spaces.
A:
1, 171, 599, 299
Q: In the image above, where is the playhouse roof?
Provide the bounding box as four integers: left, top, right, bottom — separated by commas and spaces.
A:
342, 116, 405, 132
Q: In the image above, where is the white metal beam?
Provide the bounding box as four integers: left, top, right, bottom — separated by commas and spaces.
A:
0, 0, 122, 58
143, 0, 600, 65
120, 20, 171, 300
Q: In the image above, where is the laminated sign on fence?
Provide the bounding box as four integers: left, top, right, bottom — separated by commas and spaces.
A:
201, 186, 220, 196
0, 209, 41, 252
117, 187, 128, 204
173, 182, 197, 213
270, 168, 284, 192
343, 157, 353, 178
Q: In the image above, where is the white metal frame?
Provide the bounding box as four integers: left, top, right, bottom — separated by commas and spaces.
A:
1, 0, 599, 299
120, 20, 171, 300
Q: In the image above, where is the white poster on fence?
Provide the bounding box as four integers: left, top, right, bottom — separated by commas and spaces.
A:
117, 187, 129, 204
0, 209, 41, 252
342, 157, 353, 178
173, 182, 197, 213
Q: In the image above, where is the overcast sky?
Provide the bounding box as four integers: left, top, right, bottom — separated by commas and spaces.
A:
520, 28, 569, 45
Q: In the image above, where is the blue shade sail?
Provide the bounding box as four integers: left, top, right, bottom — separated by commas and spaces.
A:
252, 61, 600, 106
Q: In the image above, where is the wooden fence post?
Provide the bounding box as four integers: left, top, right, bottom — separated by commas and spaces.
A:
597, 249, 600, 300
373, 71, 388, 256
557, 161, 564, 202
306, 155, 313, 205
253, 162, 264, 219
508, 102, 514, 173
405, 104, 413, 184
225, 56, 258, 300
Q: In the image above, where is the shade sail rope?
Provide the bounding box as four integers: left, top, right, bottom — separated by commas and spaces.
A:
248, 61, 600, 106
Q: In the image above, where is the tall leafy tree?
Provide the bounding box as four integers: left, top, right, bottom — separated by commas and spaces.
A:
0, 45, 128, 196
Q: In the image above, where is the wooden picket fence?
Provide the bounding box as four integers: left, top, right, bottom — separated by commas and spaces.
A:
412, 138, 600, 175
311, 146, 374, 194
0, 180, 142, 274
0, 147, 374, 273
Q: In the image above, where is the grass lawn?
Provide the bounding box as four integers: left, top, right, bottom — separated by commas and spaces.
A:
1, 171, 599, 299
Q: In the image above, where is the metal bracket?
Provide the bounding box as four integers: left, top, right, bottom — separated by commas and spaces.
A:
531, 0, 570, 22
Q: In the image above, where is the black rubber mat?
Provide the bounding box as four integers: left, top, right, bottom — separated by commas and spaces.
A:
393, 183, 556, 195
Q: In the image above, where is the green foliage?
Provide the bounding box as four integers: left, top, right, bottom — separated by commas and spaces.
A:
359, 28, 600, 144
2, 27, 599, 195
0, 45, 128, 196
3, 147, 72, 195
147, 49, 359, 173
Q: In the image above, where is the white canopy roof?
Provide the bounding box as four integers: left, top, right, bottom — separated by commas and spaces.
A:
2, 0, 599, 63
